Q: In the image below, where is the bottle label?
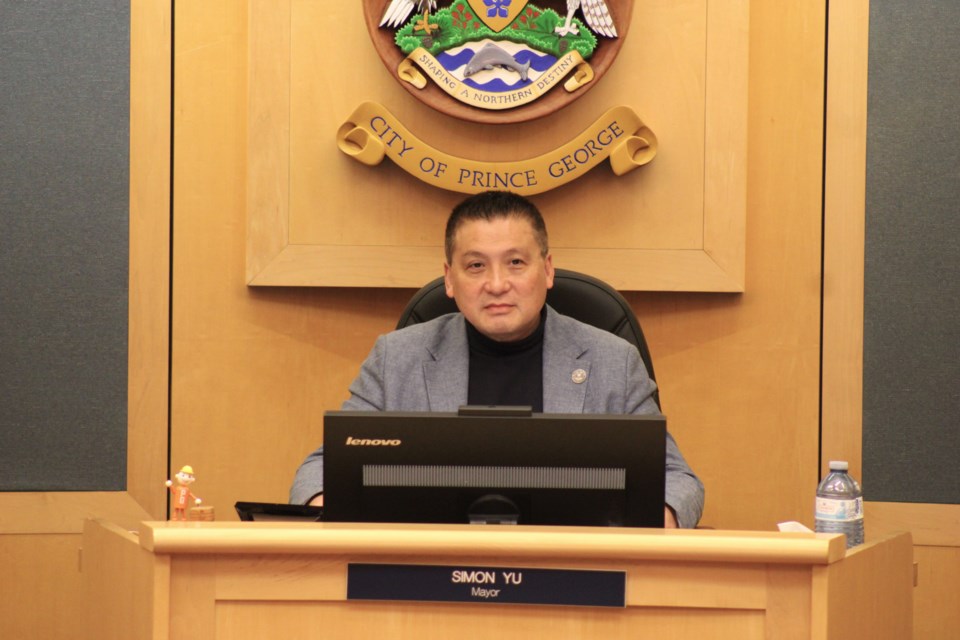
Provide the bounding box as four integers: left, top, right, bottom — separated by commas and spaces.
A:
815, 497, 863, 522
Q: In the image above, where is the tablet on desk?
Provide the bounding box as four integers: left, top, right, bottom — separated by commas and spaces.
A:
235, 501, 323, 522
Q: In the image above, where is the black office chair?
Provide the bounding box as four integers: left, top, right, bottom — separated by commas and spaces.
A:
395, 268, 660, 408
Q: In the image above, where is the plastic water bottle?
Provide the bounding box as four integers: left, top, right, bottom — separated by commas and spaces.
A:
815, 461, 864, 548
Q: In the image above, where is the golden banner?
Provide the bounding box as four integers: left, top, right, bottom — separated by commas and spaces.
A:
398, 47, 593, 110
336, 102, 657, 196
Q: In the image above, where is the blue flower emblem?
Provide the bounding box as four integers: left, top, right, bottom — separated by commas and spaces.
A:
484, 0, 511, 19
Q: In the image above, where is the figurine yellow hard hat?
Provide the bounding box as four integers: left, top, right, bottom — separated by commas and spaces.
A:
179, 465, 194, 475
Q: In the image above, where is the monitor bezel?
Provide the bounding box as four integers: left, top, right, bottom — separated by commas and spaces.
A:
322, 410, 667, 528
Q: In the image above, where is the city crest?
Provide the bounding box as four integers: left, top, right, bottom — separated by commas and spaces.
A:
363, 0, 631, 124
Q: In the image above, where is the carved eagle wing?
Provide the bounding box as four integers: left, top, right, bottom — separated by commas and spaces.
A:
569, 0, 618, 38
379, 0, 438, 28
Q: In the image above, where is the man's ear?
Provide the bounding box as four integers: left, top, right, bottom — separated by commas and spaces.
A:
544, 254, 555, 289
443, 263, 454, 299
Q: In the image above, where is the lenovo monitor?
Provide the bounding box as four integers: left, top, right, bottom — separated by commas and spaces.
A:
322, 408, 667, 528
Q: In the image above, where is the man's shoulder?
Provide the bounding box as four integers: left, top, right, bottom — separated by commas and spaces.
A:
381, 312, 464, 347
546, 307, 635, 353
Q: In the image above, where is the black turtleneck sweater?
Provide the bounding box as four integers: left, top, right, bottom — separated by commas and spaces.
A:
466, 308, 546, 412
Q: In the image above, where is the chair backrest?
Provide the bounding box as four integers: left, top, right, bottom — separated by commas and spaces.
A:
395, 268, 660, 408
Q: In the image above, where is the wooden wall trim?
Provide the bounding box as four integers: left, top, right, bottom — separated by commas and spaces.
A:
0, 493, 151, 534
821, 0, 868, 478
245, 0, 290, 284
866, 503, 960, 547
126, 0, 172, 520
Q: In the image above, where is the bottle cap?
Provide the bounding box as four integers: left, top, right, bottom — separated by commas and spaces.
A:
828, 460, 849, 471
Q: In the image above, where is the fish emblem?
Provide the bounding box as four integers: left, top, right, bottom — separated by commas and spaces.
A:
463, 42, 531, 82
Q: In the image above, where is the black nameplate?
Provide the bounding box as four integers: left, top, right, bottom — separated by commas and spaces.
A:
347, 563, 625, 608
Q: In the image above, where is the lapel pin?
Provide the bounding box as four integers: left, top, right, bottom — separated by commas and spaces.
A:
571, 368, 587, 384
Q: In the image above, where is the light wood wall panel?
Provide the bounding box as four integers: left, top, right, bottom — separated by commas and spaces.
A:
913, 546, 960, 639
630, 0, 826, 530
822, 0, 868, 481
171, 0, 823, 533
0, 535, 84, 640
127, 0, 173, 519
171, 0, 414, 513
246, 0, 748, 291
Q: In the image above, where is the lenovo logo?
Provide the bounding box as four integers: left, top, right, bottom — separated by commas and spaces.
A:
345, 436, 401, 447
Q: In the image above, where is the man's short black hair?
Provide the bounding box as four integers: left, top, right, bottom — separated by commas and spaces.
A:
444, 191, 549, 263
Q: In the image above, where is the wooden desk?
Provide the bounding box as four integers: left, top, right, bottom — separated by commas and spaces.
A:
82, 520, 912, 639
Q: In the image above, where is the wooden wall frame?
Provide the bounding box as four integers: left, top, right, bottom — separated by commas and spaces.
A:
125, 0, 171, 522
246, 0, 748, 292
0, 0, 171, 533
821, 0, 960, 547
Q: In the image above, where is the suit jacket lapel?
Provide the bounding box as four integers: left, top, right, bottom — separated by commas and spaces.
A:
421, 308, 589, 413
543, 308, 589, 413
422, 314, 470, 411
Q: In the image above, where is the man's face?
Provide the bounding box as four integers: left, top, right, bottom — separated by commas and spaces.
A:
444, 216, 554, 342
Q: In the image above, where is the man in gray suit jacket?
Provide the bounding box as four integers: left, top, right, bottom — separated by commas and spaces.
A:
291, 191, 704, 528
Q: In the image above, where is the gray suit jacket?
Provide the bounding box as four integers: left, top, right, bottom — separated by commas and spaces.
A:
290, 307, 704, 527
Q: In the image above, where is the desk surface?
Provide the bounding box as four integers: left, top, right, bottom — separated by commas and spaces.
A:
139, 520, 848, 564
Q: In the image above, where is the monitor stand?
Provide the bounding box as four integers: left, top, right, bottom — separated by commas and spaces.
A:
458, 405, 533, 417
468, 494, 520, 525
